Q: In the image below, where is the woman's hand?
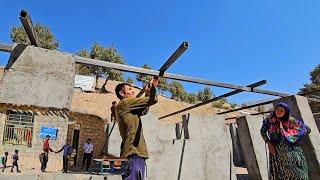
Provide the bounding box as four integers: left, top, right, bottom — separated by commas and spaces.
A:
268, 142, 276, 156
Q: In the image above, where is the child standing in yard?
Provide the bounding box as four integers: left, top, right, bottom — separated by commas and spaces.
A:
1, 152, 8, 172
11, 150, 20, 173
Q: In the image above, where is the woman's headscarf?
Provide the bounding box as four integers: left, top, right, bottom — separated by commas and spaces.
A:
272, 102, 290, 122
266, 102, 309, 144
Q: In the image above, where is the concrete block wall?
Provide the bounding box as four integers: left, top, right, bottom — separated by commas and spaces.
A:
236, 115, 268, 180
228, 123, 245, 167
109, 113, 236, 180
0, 44, 75, 109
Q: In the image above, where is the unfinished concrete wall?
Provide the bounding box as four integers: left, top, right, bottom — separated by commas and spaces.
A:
314, 113, 320, 132
273, 95, 320, 179
228, 123, 245, 167
0, 108, 69, 172
0, 44, 75, 109
236, 115, 268, 180
108, 113, 236, 180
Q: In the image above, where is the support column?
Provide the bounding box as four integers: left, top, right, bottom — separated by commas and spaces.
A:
236, 115, 268, 180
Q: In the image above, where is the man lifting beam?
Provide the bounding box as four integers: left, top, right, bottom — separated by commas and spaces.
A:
115, 77, 158, 180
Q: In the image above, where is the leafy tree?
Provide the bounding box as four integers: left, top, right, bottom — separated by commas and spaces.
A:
126, 77, 134, 84
10, 23, 58, 50
212, 98, 227, 109
136, 64, 152, 86
157, 78, 170, 94
75, 50, 91, 75
136, 64, 170, 94
76, 43, 125, 81
169, 81, 185, 101
186, 93, 197, 104
300, 64, 320, 112
230, 102, 237, 108
196, 87, 213, 102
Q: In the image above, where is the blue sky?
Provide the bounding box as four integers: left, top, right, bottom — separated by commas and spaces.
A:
0, 1, 319, 104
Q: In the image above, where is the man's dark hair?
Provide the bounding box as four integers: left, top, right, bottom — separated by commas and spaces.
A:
115, 83, 131, 99
112, 101, 117, 105
87, 138, 91, 141
4, 152, 8, 155
14, 149, 18, 153
46, 135, 50, 138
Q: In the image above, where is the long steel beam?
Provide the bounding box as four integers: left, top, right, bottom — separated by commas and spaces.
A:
158, 42, 188, 76
217, 99, 275, 115
217, 95, 320, 115
158, 80, 267, 119
0, 43, 253, 91
136, 42, 189, 97
74, 55, 251, 91
19, 10, 39, 46
1, 43, 320, 103
0, 43, 12, 52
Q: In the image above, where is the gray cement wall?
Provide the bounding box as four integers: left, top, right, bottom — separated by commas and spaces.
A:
314, 114, 320, 132
236, 115, 268, 180
228, 123, 245, 167
273, 95, 320, 179
108, 113, 236, 180
0, 44, 75, 109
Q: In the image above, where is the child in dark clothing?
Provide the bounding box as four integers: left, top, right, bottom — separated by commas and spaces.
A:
1, 152, 8, 172
11, 150, 20, 173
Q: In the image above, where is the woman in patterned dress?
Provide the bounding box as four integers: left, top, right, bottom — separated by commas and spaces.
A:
260, 103, 311, 180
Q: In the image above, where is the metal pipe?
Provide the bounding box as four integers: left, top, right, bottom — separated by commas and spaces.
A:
19, 10, 39, 46
217, 100, 275, 115
158, 80, 267, 120
2, 43, 320, 104
74, 55, 252, 91
249, 110, 272, 116
0, 43, 12, 52
159, 42, 188, 76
